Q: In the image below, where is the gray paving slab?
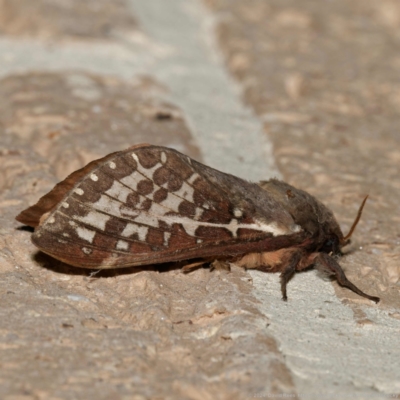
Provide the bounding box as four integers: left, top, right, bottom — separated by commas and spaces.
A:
0, 0, 399, 399
0, 0, 278, 181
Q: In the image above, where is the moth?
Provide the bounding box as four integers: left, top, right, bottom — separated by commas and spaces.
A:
16, 144, 380, 302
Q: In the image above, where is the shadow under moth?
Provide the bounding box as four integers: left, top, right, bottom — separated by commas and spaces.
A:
16, 144, 379, 303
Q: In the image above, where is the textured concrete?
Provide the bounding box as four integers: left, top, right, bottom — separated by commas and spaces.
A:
1, 0, 399, 399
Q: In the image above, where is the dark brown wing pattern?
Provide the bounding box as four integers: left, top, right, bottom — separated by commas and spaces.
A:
17, 145, 303, 268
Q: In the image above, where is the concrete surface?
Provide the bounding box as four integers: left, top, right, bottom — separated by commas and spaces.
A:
0, 0, 399, 399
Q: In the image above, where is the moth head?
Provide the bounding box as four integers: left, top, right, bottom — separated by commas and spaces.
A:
320, 236, 341, 255
259, 179, 368, 255
320, 195, 369, 256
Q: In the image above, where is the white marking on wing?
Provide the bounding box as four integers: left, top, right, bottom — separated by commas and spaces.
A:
133, 213, 159, 228
119, 207, 140, 219
188, 173, 200, 184
163, 232, 171, 246
116, 240, 129, 250
120, 192, 181, 217
62, 202, 69, 209
154, 216, 292, 238
136, 194, 149, 209
121, 223, 149, 241
173, 181, 194, 202
105, 181, 131, 203
76, 227, 96, 243
90, 173, 98, 182
146, 190, 155, 200
234, 208, 243, 217
251, 220, 295, 236
194, 207, 203, 220
93, 195, 131, 218
160, 216, 200, 236
82, 247, 92, 254
82, 164, 291, 240
89, 196, 291, 238
74, 188, 84, 195
120, 170, 145, 191
91, 194, 146, 222
75, 210, 110, 230
102, 174, 182, 217
109, 161, 116, 169
147, 202, 169, 217
291, 224, 301, 233
161, 151, 167, 163
131, 152, 162, 180
160, 192, 181, 213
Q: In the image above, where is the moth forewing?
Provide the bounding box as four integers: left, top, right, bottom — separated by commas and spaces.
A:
16, 144, 379, 303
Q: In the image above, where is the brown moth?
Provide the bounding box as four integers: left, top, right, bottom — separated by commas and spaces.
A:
16, 144, 379, 302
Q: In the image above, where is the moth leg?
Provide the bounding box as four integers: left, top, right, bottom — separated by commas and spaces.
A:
314, 253, 380, 303
181, 260, 207, 272
210, 259, 231, 272
280, 251, 302, 301
182, 258, 231, 273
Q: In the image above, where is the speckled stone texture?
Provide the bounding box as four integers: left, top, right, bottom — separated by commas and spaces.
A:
1, 0, 399, 399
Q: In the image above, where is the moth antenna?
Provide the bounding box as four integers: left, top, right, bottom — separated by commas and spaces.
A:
341, 195, 368, 245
